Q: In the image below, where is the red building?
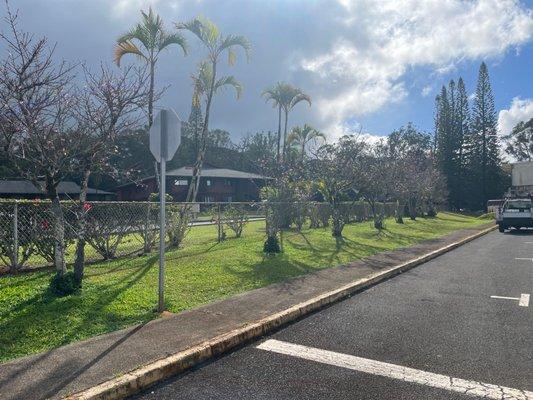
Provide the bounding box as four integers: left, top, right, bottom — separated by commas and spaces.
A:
115, 166, 269, 202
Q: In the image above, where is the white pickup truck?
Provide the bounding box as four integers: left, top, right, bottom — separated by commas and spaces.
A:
496, 198, 533, 232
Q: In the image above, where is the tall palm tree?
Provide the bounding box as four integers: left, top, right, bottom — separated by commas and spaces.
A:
115, 7, 188, 126
261, 83, 283, 162
288, 124, 325, 161
282, 86, 311, 157
176, 16, 250, 202
262, 82, 311, 162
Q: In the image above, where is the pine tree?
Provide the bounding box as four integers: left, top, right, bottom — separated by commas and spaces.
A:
470, 62, 502, 209
454, 78, 470, 207
435, 84, 459, 208
181, 84, 204, 157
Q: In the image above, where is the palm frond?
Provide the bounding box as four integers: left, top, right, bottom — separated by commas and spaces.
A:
117, 24, 149, 49
190, 61, 211, 97
290, 92, 312, 109
176, 16, 218, 48
114, 41, 146, 66
261, 82, 285, 106
218, 34, 251, 63
141, 6, 163, 47
227, 47, 236, 66
214, 75, 243, 99
159, 31, 188, 54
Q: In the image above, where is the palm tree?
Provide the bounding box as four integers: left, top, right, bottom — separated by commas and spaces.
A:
288, 124, 325, 161
176, 16, 250, 202
115, 7, 188, 126
262, 83, 311, 162
282, 86, 311, 157
261, 83, 283, 162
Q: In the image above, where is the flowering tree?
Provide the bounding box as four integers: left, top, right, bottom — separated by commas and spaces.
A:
357, 141, 394, 230
0, 7, 78, 276
71, 65, 149, 283
312, 137, 364, 237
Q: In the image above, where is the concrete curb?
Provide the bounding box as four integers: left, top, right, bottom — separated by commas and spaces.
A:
65, 224, 496, 400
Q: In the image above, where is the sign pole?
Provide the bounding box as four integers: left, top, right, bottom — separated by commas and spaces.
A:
158, 156, 166, 312
158, 109, 168, 313
149, 108, 181, 313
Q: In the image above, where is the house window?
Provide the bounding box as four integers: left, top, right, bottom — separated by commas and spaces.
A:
174, 179, 188, 186
224, 179, 232, 186
204, 195, 214, 203
225, 196, 233, 202
206, 179, 212, 187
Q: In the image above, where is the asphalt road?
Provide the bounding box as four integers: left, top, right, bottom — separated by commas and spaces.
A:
132, 230, 533, 400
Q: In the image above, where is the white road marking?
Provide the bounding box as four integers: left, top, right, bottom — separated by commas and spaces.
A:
491, 295, 521, 300
514, 258, 533, 262
519, 293, 530, 307
491, 294, 530, 307
257, 339, 533, 400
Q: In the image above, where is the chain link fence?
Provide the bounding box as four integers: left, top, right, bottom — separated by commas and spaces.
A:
0, 200, 402, 273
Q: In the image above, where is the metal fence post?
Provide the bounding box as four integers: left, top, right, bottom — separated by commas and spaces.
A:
217, 204, 222, 243
13, 202, 19, 269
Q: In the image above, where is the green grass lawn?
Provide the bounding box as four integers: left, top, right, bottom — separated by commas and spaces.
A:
0, 212, 487, 363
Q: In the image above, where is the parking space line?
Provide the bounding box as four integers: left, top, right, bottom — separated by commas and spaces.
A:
257, 339, 533, 400
490, 294, 530, 307
514, 257, 533, 262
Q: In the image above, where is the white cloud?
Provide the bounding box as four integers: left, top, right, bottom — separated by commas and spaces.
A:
421, 85, 433, 97
300, 0, 533, 137
498, 97, 533, 136
110, 0, 183, 18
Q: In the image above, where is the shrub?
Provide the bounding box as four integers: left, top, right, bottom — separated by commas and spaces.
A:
167, 204, 191, 248
292, 203, 307, 231
224, 205, 249, 238
427, 202, 437, 217
263, 235, 281, 254
374, 215, 385, 230
318, 203, 331, 227
331, 204, 350, 237
49, 272, 79, 296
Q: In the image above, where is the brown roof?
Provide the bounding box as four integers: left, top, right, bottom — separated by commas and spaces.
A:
0, 180, 113, 195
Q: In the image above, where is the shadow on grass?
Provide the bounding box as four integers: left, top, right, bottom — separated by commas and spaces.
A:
0, 255, 158, 365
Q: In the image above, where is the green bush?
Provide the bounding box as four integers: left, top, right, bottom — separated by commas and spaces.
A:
263, 235, 281, 254
49, 272, 79, 296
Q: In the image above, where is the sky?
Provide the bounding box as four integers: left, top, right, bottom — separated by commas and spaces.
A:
2, 0, 533, 147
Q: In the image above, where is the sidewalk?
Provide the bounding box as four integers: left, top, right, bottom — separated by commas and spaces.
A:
0, 223, 494, 400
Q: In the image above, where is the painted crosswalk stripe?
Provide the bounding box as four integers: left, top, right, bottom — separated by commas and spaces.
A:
257, 339, 533, 400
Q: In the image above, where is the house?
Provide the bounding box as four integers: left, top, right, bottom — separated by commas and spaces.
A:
115, 165, 269, 202
0, 180, 115, 201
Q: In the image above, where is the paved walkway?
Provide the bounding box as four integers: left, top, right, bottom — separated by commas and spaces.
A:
0, 223, 492, 400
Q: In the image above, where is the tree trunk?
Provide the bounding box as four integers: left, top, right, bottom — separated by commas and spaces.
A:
276, 105, 281, 163
187, 60, 217, 203
74, 168, 91, 285
408, 197, 417, 220
148, 59, 155, 127
48, 188, 66, 275
395, 200, 404, 224
331, 207, 344, 237
282, 109, 288, 158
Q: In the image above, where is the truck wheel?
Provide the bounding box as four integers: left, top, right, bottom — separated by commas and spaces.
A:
498, 225, 505, 233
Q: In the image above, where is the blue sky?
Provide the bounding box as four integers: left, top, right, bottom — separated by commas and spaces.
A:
361, 41, 533, 135
2, 0, 533, 144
